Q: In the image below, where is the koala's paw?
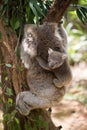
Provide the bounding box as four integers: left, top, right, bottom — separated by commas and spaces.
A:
53, 78, 64, 88
16, 92, 32, 116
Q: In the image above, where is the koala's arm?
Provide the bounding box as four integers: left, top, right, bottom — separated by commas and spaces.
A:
53, 60, 72, 88
58, 21, 67, 47
36, 56, 51, 71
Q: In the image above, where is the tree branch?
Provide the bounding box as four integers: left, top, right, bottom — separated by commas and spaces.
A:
43, 0, 73, 22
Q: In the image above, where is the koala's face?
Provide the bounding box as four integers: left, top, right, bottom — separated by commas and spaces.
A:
48, 48, 67, 69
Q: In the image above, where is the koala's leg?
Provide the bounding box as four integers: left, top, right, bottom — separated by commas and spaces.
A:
16, 91, 51, 116
36, 56, 51, 71
53, 78, 64, 88
53, 69, 72, 88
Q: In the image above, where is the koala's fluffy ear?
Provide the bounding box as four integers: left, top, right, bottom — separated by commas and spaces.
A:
21, 24, 38, 69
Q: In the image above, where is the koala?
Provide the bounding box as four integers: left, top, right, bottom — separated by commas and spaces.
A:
48, 48, 72, 88
37, 47, 72, 88
36, 48, 67, 70
36, 22, 72, 88
16, 21, 71, 116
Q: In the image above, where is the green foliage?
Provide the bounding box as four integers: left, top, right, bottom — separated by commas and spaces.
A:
65, 0, 87, 64
67, 23, 87, 64
67, 0, 87, 24
0, 0, 52, 30
0, 0, 87, 30
76, 6, 87, 23
3, 110, 49, 130
6, 88, 13, 96
24, 113, 49, 130
4, 110, 21, 130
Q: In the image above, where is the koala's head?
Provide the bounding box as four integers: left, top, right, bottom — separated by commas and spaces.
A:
48, 48, 67, 69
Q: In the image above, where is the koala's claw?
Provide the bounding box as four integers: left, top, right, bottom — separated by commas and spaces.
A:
53, 78, 64, 88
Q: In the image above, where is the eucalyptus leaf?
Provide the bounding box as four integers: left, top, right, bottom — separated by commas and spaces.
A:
33, 2, 44, 16
76, 9, 84, 23
6, 88, 13, 96
29, 1, 39, 24
5, 76, 9, 81
15, 117, 20, 124
80, 8, 87, 19
80, 7, 87, 20
14, 20, 20, 30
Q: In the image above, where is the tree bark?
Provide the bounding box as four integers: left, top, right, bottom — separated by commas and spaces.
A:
43, 0, 73, 22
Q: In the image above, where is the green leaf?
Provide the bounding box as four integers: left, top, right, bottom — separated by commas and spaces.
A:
6, 88, 13, 96
5, 64, 12, 68
29, 1, 39, 24
5, 76, 8, 81
15, 117, 20, 124
76, 9, 84, 23
44, 121, 49, 130
10, 16, 20, 30
80, 7, 87, 20
8, 98, 13, 104
14, 20, 20, 30
3, 113, 11, 122
33, 1, 44, 16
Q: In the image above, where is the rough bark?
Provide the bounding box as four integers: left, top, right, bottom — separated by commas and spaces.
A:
0, 20, 21, 94
43, 0, 73, 22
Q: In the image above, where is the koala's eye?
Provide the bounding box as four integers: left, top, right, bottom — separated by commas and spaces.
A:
55, 47, 60, 51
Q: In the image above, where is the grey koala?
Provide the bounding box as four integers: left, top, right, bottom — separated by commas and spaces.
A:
16, 22, 71, 116
36, 22, 72, 88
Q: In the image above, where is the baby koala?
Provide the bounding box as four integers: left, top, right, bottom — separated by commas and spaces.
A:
48, 48, 72, 88
36, 20, 72, 88
36, 48, 66, 70
36, 47, 72, 88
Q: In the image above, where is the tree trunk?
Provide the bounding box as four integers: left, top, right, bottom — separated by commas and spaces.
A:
0, 0, 72, 129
